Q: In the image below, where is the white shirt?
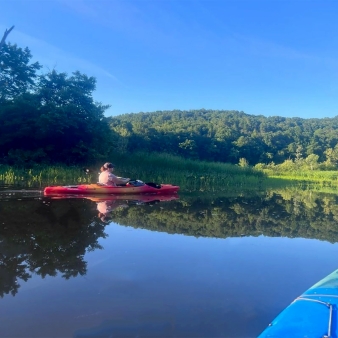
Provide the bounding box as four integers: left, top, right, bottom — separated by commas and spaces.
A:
98, 171, 117, 185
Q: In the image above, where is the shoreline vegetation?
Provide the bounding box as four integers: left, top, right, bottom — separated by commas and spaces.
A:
2, 37, 338, 188
0, 152, 265, 191
1, 152, 338, 192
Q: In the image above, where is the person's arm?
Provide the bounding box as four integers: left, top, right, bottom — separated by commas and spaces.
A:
109, 173, 130, 185
117, 177, 130, 184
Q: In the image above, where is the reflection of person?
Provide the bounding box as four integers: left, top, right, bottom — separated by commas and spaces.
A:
97, 200, 128, 222
98, 162, 130, 186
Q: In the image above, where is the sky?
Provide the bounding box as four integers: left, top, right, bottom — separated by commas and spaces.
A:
1, 0, 338, 118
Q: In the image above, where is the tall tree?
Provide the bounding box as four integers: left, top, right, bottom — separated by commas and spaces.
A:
34, 70, 112, 163
0, 43, 41, 102
0, 26, 14, 51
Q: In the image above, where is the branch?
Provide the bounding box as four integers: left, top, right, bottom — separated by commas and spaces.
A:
0, 26, 15, 50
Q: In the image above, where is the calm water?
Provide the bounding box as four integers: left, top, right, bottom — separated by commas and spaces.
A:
1, 187, 338, 337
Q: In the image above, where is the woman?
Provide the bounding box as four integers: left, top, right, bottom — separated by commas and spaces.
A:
98, 162, 130, 186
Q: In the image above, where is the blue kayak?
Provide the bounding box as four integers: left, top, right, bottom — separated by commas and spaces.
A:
259, 269, 338, 338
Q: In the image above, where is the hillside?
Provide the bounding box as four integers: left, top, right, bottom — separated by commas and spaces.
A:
108, 109, 338, 166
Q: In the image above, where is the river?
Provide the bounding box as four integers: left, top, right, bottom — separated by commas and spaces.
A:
1, 187, 338, 337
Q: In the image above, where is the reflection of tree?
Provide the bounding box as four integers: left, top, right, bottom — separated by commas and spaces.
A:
2, 189, 338, 298
0, 240, 30, 297
110, 189, 338, 243
0, 198, 107, 297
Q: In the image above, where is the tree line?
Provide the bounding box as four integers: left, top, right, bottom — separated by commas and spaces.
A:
108, 110, 338, 169
0, 34, 113, 165
2, 31, 338, 169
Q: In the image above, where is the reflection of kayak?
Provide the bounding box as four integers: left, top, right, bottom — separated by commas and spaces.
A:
48, 193, 179, 203
44, 182, 180, 196
259, 269, 338, 337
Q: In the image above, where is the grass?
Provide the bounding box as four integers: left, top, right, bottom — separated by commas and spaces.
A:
106, 152, 268, 191
0, 152, 270, 192
0, 165, 93, 188
262, 168, 338, 189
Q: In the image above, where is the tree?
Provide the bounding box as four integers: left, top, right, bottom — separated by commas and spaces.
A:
0, 43, 41, 102
0, 26, 14, 51
178, 139, 198, 158
0, 93, 45, 164
0, 68, 113, 165
324, 145, 338, 168
34, 70, 112, 163
304, 154, 319, 170
238, 158, 249, 167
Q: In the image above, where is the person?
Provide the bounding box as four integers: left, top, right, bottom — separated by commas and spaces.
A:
98, 162, 130, 186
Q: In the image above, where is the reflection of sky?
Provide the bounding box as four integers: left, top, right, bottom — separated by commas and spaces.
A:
1, 223, 338, 337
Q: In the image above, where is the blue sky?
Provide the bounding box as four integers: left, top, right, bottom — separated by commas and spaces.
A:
2, 0, 338, 118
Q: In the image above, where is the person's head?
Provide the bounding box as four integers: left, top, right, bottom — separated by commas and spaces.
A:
100, 162, 115, 172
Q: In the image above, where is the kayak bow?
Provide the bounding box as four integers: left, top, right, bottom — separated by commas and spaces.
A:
259, 269, 338, 338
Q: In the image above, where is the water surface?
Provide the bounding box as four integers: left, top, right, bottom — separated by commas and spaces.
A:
1, 188, 338, 337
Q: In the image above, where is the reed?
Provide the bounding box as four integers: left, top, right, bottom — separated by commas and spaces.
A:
107, 152, 267, 191
0, 165, 93, 187
264, 169, 338, 187
0, 153, 285, 192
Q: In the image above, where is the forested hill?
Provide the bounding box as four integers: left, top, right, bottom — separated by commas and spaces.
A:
108, 109, 338, 166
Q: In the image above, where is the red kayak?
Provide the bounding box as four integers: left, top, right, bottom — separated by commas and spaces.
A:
44, 181, 180, 196
48, 194, 179, 203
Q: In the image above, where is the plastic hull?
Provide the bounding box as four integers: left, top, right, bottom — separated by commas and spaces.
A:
48, 194, 179, 203
259, 269, 338, 337
44, 183, 179, 196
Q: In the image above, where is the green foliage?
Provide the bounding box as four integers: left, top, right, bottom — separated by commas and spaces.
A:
0, 152, 267, 191
238, 158, 249, 167
33, 70, 113, 163
104, 151, 266, 191
0, 43, 41, 102
0, 165, 93, 187
108, 110, 338, 168
4, 36, 338, 174
256, 162, 338, 186
0, 39, 112, 165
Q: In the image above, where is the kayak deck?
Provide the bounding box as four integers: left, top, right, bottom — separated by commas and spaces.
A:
259, 269, 338, 337
44, 183, 180, 195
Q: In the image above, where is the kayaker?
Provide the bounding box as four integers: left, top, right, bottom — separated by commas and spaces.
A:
98, 162, 130, 186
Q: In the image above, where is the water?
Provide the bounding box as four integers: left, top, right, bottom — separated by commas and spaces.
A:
1, 187, 338, 337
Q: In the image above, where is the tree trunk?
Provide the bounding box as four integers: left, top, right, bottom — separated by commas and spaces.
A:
0, 26, 14, 51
